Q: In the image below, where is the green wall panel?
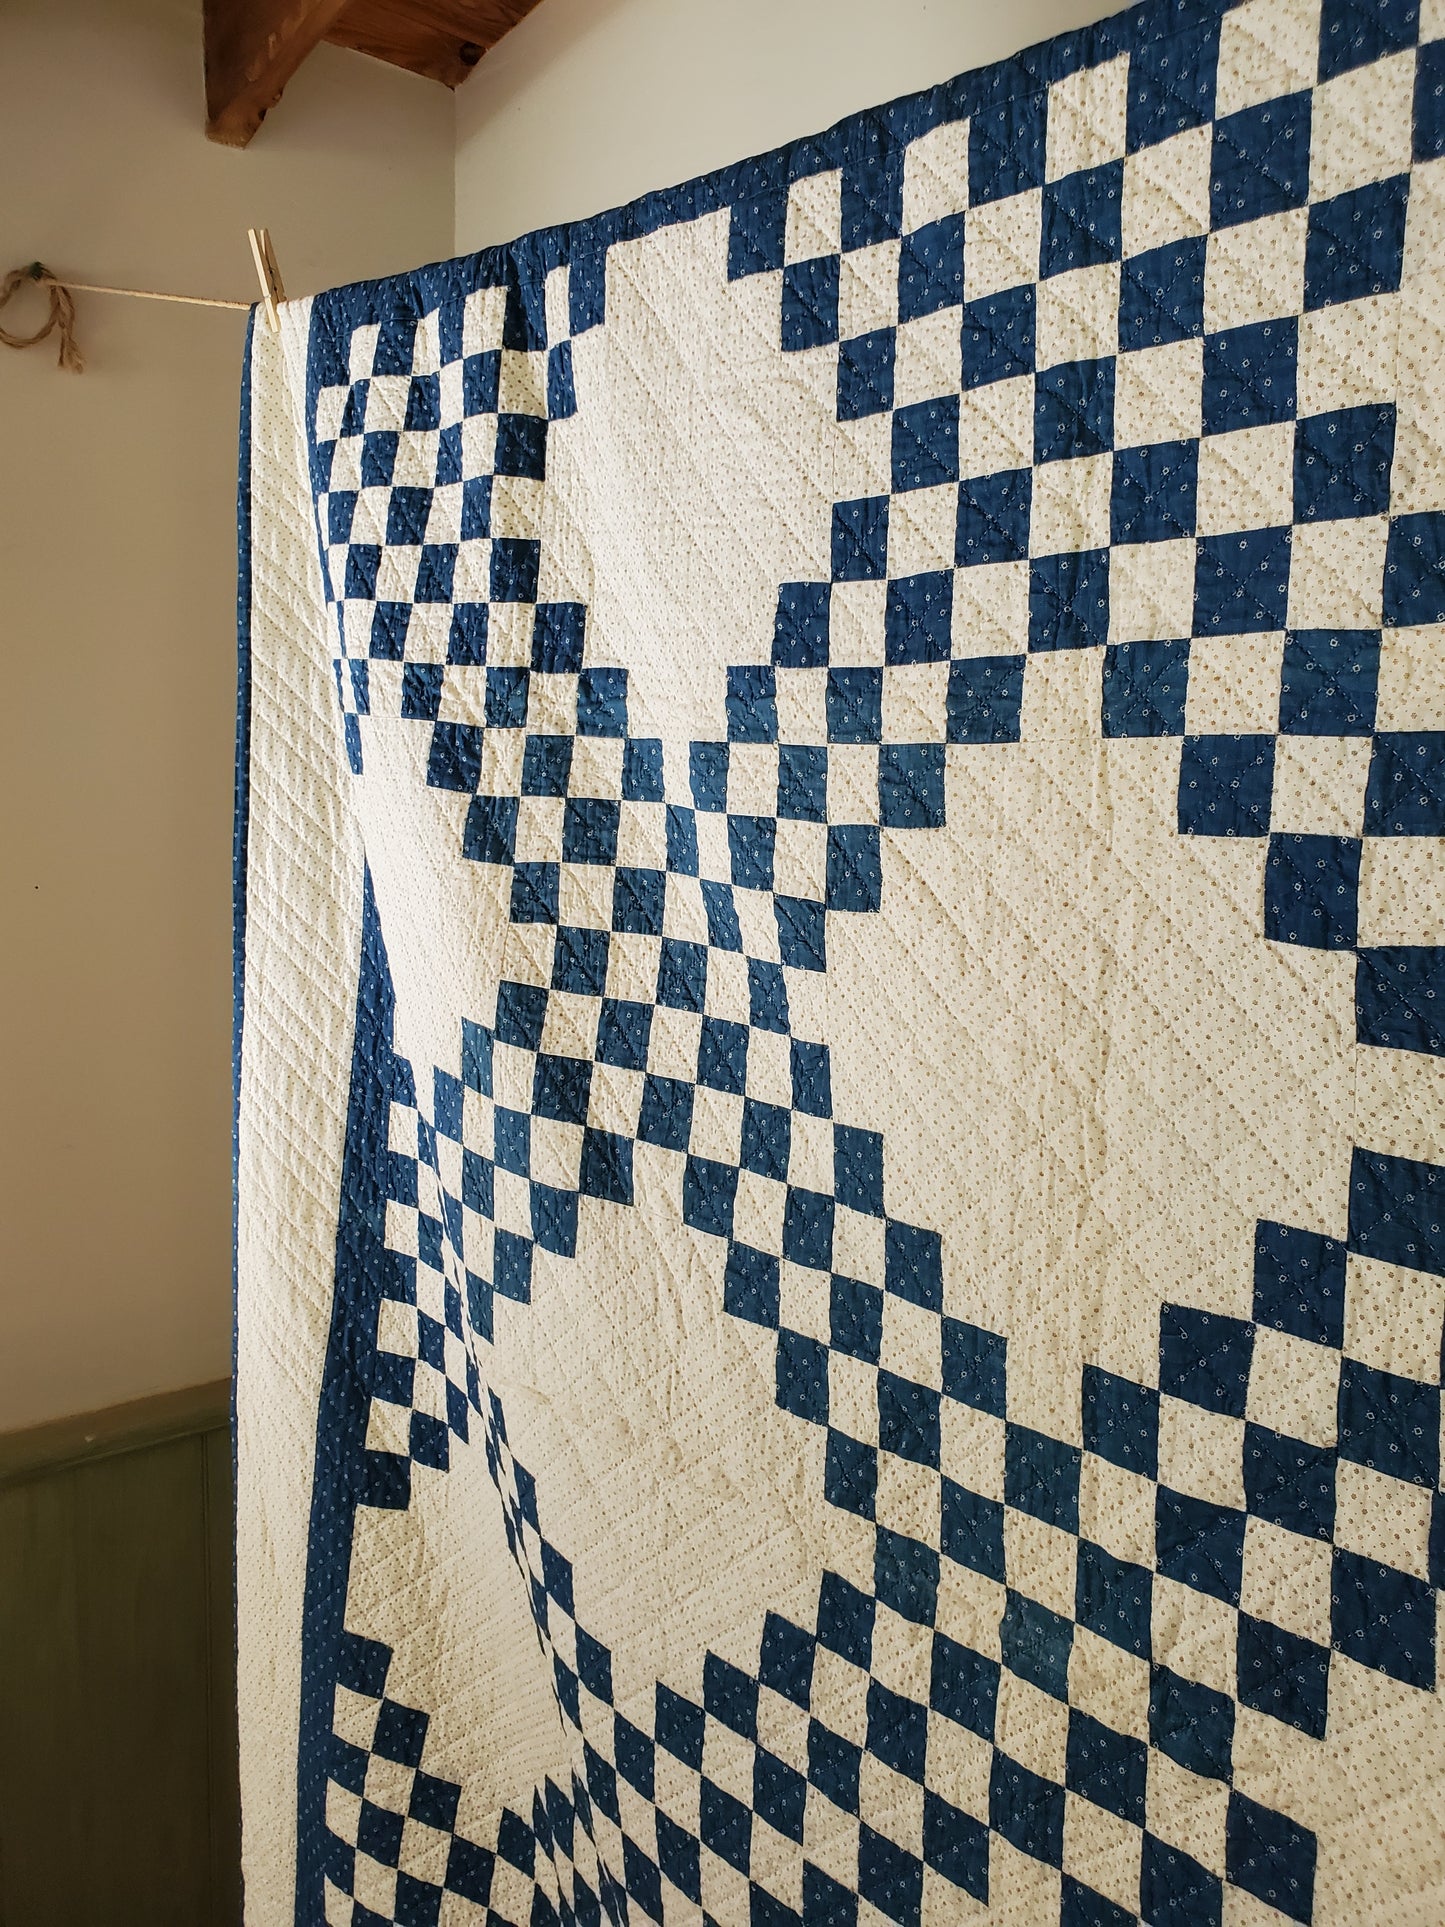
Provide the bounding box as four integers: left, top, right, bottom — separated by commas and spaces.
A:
0, 1421, 239, 1926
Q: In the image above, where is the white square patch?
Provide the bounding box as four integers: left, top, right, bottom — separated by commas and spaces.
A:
1204, 208, 1309, 335
1287, 517, 1389, 629
1269, 734, 1373, 835
958, 373, 1036, 477
964, 190, 1043, 302
1029, 452, 1113, 556
1114, 337, 1205, 447
1037, 262, 1123, 368
903, 118, 971, 233
1122, 126, 1215, 259
1108, 539, 1197, 643
1184, 634, 1286, 733
787, 170, 842, 265
1195, 422, 1295, 535
1215, 0, 1323, 119
952, 560, 1031, 655
1046, 55, 1129, 181
1309, 51, 1417, 204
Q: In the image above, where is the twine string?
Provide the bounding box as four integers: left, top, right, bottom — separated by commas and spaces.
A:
1, 261, 258, 371
0, 263, 83, 372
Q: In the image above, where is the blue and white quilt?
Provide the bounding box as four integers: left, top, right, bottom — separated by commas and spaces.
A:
235, 3, 1445, 1921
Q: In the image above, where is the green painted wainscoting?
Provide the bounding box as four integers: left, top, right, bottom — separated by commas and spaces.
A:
0, 1381, 242, 1926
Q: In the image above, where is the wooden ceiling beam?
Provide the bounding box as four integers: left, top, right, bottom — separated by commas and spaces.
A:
204, 0, 545, 148
204, 0, 352, 147
325, 0, 543, 91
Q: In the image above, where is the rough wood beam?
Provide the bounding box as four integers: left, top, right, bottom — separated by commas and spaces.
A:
325, 0, 545, 88
203, 0, 352, 147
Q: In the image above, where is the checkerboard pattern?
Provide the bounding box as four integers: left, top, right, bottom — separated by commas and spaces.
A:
353, 1054, 485, 1507
342, 993, 1444, 1922
308, 12, 1445, 1065
310, 268, 578, 781
284, 4, 1445, 1922
724, 0, 1445, 992
322, 1622, 611, 1926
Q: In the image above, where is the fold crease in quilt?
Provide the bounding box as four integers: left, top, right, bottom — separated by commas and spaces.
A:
236, 3, 1445, 1920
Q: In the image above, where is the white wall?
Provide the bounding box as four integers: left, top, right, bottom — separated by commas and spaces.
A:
456, 0, 1118, 254
0, 0, 454, 1431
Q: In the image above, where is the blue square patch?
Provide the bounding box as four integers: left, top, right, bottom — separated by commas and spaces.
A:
1210, 94, 1312, 229
1278, 629, 1379, 734
1294, 405, 1396, 522
1029, 548, 1110, 651
1194, 528, 1292, 635
1110, 440, 1198, 544
1304, 175, 1410, 311
1101, 639, 1190, 738
1384, 513, 1445, 626
1118, 237, 1206, 351
782, 256, 840, 351
1035, 357, 1115, 463
1202, 320, 1298, 436
1264, 834, 1361, 948
1178, 734, 1276, 836
898, 215, 964, 322
961, 286, 1036, 389
885, 572, 953, 663
832, 496, 890, 581
892, 397, 959, 491
956, 468, 1032, 566
946, 656, 1025, 742
1040, 164, 1123, 278
838, 329, 896, 421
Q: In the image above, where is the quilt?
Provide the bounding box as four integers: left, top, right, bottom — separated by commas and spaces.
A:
234, 3, 1445, 1922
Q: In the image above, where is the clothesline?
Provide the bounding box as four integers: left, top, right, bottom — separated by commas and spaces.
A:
0, 230, 285, 371
38, 273, 250, 311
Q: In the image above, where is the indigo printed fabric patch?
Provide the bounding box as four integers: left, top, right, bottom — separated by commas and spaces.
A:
236, 4, 1445, 1923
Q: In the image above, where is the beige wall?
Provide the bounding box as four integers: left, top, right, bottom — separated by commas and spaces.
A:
455, 0, 1116, 253
0, 0, 454, 1431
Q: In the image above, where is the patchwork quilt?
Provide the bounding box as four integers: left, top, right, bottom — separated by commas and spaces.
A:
234, 2, 1445, 1921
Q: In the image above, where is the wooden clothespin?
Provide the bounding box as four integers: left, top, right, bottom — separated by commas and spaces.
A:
247, 227, 285, 334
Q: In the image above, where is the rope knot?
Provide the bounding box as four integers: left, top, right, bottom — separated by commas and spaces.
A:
1, 263, 84, 372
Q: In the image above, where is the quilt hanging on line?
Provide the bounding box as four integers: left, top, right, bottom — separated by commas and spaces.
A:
236, 2, 1445, 1921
